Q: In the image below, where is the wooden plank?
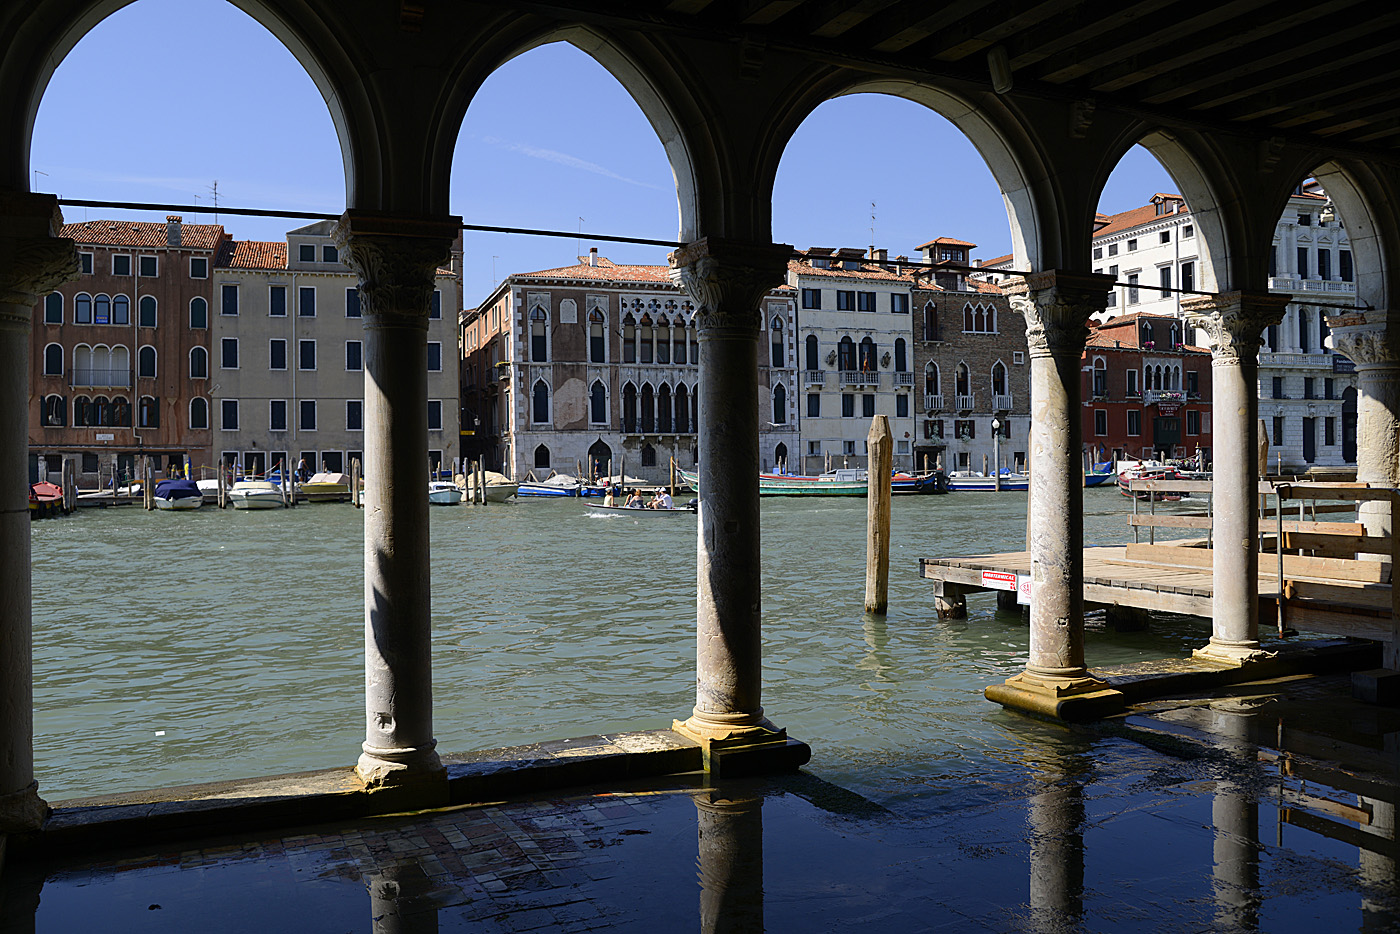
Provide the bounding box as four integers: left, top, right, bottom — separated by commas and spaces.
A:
1284, 531, 1392, 555
1278, 485, 1398, 503
1284, 606, 1394, 641
1289, 580, 1394, 610
1121, 543, 1214, 568
1127, 513, 1213, 529
1118, 543, 1388, 582
1280, 520, 1365, 535
1083, 581, 1212, 616
1260, 503, 1357, 517
1128, 478, 1213, 493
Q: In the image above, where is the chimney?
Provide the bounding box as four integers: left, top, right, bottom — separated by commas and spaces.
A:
589, 247, 598, 267
869, 246, 888, 267
166, 215, 183, 247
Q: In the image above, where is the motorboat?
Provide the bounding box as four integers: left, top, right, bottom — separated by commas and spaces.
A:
428, 481, 463, 505
586, 501, 696, 517
228, 480, 285, 510
29, 481, 65, 518
517, 472, 584, 497
1085, 462, 1116, 487
945, 471, 1030, 492
1117, 463, 1186, 501
153, 477, 203, 510
678, 467, 945, 497
299, 471, 352, 503
460, 470, 519, 503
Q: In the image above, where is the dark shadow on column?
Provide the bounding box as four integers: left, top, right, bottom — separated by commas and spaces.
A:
696, 787, 765, 934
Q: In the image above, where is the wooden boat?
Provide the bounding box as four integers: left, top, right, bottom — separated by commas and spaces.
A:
461, 470, 519, 503
228, 480, 285, 510
1085, 463, 1116, 487
29, 481, 65, 518
945, 471, 1030, 492
153, 478, 203, 510
428, 481, 463, 505
517, 473, 584, 497
1117, 464, 1185, 501
585, 501, 696, 517
299, 471, 352, 503
677, 467, 944, 497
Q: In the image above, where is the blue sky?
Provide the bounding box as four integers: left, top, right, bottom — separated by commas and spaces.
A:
32, 0, 1176, 306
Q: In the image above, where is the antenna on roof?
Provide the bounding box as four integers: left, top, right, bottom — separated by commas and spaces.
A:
208, 180, 220, 223
577, 217, 584, 260
870, 201, 876, 249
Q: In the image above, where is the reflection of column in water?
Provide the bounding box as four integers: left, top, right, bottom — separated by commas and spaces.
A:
696, 790, 764, 934
1027, 780, 1085, 928
367, 862, 441, 934
0, 867, 42, 934
1209, 706, 1260, 932
1360, 799, 1395, 933
860, 614, 891, 680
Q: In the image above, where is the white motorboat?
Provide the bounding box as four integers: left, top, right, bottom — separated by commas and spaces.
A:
153, 478, 203, 510
299, 471, 352, 503
228, 480, 285, 510
461, 470, 519, 503
428, 481, 463, 505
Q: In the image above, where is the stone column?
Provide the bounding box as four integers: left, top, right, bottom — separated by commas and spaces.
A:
1327, 316, 1399, 541
0, 192, 77, 837
990, 271, 1114, 711
335, 212, 458, 794
1185, 292, 1289, 664
668, 238, 792, 744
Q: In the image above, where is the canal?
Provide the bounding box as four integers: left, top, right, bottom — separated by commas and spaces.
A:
32, 488, 1203, 803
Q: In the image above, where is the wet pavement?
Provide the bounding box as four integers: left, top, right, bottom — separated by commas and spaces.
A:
5, 673, 1398, 933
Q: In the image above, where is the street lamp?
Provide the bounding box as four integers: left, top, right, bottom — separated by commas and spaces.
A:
991, 417, 1002, 492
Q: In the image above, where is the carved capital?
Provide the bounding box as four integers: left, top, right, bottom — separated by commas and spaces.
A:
333, 212, 458, 329
668, 237, 792, 335
0, 236, 78, 332
1327, 320, 1399, 368
0, 780, 48, 833
1182, 291, 1288, 364
1005, 271, 1111, 357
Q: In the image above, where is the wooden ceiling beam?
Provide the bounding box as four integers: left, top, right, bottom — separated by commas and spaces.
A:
737, 0, 805, 26
1003, 0, 1177, 71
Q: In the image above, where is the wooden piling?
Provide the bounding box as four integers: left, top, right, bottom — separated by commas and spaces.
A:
143, 457, 153, 509
865, 415, 892, 615
351, 457, 362, 508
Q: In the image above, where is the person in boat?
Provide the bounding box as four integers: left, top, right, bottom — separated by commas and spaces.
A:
648, 490, 673, 510
625, 488, 644, 508
603, 487, 616, 507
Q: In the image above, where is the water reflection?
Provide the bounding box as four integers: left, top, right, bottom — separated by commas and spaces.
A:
1024, 744, 1090, 933
367, 861, 441, 934
1208, 707, 1261, 932
695, 788, 765, 934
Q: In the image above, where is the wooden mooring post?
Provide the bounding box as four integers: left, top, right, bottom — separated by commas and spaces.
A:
865, 415, 892, 614
351, 456, 362, 508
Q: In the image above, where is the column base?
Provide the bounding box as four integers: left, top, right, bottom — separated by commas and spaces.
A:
1192, 639, 1273, 667
672, 715, 811, 777
0, 780, 49, 833
985, 669, 1126, 722
356, 743, 448, 803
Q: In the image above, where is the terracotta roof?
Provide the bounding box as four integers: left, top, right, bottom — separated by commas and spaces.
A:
62, 219, 225, 250
978, 253, 1014, 267
1092, 199, 1192, 239
214, 240, 288, 270
516, 256, 673, 283
916, 236, 977, 249
1084, 312, 1208, 353
788, 259, 912, 283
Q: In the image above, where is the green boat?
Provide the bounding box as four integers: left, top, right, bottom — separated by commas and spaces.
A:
677, 467, 943, 497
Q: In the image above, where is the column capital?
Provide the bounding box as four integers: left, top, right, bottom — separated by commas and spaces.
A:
1325, 315, 1399, 369
1182, 291, 1289, 364
1004, 270, 1113, 357
668, 237, 793, 334
0, 192, 78, 327
333, 211, 460, 329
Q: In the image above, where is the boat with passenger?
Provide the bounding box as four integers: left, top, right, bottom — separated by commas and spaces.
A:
677, 467, 945, 497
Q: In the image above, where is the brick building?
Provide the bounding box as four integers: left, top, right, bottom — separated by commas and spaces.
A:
461, 250, 796, 482
29, 216, 224, 484
1082, 312, 1213, 463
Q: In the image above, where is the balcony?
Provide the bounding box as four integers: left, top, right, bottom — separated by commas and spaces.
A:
841, 371, 880, 387
956, 394, 976, 411
1259, 351, 1334, 369
924, 394, 944, 411
1143, 389, 1185, 405
1268, 276, 1357, 295
895, 372, 913, 387
993, 394, 1013, 411
71, 368, 132, 388
804, 370, 824, 387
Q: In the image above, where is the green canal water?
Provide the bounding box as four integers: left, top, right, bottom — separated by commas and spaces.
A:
31, 488, 1203, 802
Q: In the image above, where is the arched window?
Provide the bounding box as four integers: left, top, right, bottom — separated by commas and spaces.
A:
640, 383, 655, 433
44, 292, 62, 324
923, 301, 939, 341
858, 337, 877, 372
805, 334, 819, 371
590, 380, 607, 424
673, 318, 686, 364
112, 294, 130, 325
532, 380, 550, 424
530, 306, 548, 362
623, 314, 637, 364
1143, 321, 1155, 346
139, 295, 157, 328
639, 314, 654, 364
534, 444, 550, 469
656, 315, 671, 364
189, 297, 208, 329
675, 384, 690, 433
111, 396, 131, 427
108, 346, 129, 385
91, 395, 109, 426
41, 394, 66, 427
773, 383, 787, 424
894, 338, 907, 372
588, 440, 612, 479
94, 294, 111, 324
924, 361, 940, 395
956, 362, 971, 396
589, 308, 606, 363
1092, 357, 1107, 396
963, 304, 974, 332
138, 395, 159, 428
74, 293, 92, 324
622, 382, 637, 432
190, 346, 208, 379
658, 383, 672, 432
44, 343, 63, 376
775, 442, 788, 469
73, 395, 92, 427
1298, 308, 1311, 352
189, 397, 209, 430
992, 360, 1007, 396
837, 336, 855, 371
641, 443, 657, 467
770, 316, 784, 369
139, 345, 156, 379
689, 320, 698, 365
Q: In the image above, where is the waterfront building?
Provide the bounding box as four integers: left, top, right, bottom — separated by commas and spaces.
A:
909, 238, 1028, 475
211, 221, 461, 478
460, 249, 796, 482
788, 247, 916, 472
1082, 312, 1214, 463
28, 216, 224, 484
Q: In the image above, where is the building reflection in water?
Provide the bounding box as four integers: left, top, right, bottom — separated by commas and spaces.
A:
695, 787, 765, 934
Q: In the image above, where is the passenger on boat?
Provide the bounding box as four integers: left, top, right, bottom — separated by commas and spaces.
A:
603, 488, 616, 507
625, 489, 644, 508
648, 490, 673, 510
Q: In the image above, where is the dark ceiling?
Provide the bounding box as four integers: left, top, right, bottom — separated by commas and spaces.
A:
519, 0, 1400, 159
